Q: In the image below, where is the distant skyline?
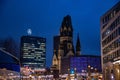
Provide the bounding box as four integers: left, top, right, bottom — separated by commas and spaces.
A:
0, 0, 119, 67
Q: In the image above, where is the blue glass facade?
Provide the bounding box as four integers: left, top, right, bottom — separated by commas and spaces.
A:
0, 49, 20, 72
70, 55, 102, 73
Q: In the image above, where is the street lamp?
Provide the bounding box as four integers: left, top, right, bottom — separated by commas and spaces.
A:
87, 65, 91, 80
68, 68, 70, 80
94, 68, 98, 79
50, 70, 53, 79
88, 65, 91, 76
94, 68, 97, 72
51, 70, 53, 75
74, 68, 77, 79
29, 75, 32, 80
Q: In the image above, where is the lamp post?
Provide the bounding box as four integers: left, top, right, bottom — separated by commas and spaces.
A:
51, 70, 53, 79
74, 68, 77, 79
29, 75, 32, 80
94, 68, 98, 79
68, 68, 70, 80
88, 65, 91, 80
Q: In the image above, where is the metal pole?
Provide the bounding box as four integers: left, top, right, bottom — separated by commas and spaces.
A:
88, 65, 90, 76
68, 68, 70, 80
118, 63, 120, 80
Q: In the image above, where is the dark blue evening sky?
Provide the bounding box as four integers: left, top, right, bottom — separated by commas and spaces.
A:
0, 0, 119, 67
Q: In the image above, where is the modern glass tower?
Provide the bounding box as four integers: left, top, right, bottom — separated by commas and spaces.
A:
20, 36, 46, 69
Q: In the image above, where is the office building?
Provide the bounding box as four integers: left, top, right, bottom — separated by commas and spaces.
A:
20, 36, 46, 70
100, 1, 120, 80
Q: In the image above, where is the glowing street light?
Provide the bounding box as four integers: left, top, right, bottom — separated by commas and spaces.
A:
74, 68, 77, 79
29, 75, 32, 80
67, 68, 70, 80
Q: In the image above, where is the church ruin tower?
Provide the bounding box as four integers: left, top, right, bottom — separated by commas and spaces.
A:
60, 15, 73, 37
76, 34, 81, 56
59, 15, 75, 57
51, 15, 77, 73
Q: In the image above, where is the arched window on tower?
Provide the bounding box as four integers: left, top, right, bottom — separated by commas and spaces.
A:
64, 26, 67, 31
67, 43, 72, 49
68, 27, 71, 31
